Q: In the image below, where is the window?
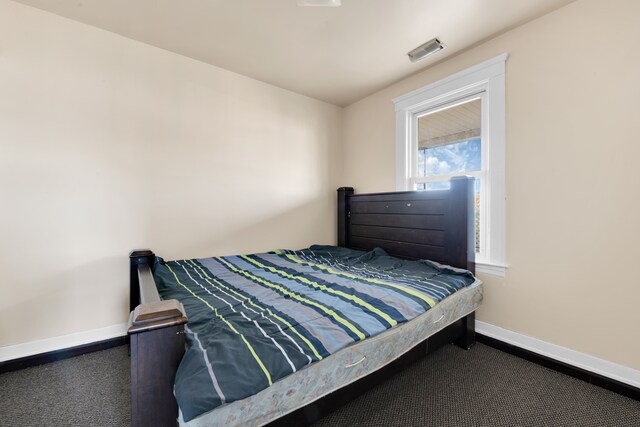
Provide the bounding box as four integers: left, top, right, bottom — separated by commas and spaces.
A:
415, 97, 483, 252
394, 54, 507, 276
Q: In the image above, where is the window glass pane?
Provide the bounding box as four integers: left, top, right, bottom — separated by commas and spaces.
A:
417, 98, 481, 178
417, 139, 481, 177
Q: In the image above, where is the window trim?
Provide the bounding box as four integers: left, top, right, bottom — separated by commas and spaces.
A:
393, 53, 508, 277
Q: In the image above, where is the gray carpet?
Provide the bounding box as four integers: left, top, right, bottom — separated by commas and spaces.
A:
0, 343, 638, 427
0, 346, 130, 427
313, 344, 640, 427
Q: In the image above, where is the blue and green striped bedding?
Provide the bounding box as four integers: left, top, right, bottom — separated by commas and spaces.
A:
154, 245, 476, 422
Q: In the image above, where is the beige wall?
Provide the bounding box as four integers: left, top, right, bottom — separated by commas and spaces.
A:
0, 0, 342, 348
341, 0, 640, 370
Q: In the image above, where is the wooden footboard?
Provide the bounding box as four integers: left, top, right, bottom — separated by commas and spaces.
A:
128, 250, 188, 427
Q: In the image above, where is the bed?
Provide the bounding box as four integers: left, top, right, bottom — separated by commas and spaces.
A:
127, 176, 481, 427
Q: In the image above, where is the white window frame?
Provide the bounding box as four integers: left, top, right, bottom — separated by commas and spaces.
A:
393, 54, 508, 277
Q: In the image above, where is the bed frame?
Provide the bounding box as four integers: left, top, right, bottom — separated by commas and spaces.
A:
127, 176, 476, 427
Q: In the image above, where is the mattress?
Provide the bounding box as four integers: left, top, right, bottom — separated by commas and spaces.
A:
153, 245, 481, 425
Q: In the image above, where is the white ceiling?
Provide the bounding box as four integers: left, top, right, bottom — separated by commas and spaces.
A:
13, 0, 574, 106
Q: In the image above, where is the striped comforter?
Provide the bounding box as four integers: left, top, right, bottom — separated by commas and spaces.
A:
154, 245, 476, 422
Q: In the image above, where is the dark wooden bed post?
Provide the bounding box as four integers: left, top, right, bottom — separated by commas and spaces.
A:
130, 250, 154, 312
128, 250, 188, 427
447, 176, 477, 350
337, 187, 354, 247
454, 312, 476, 350
446, 176, 476, 274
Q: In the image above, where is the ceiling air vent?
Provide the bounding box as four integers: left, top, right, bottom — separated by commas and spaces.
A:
407, 38, 445, 62
297, 0, 341, 6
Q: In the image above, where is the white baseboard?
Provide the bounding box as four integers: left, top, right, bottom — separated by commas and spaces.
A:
3, 320, 639, 392
0, 323, 128, 363
476, 321, 640, 389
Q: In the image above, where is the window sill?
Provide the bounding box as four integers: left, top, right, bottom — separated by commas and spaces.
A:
475, 261, 508, 278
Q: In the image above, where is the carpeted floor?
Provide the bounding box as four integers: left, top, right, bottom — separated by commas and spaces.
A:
312, 344, 640, 427
0, 343, 638, 427
0, 346, 130, 427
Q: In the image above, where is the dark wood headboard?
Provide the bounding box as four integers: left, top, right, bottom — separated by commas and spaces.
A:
337, 176, 475, 273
